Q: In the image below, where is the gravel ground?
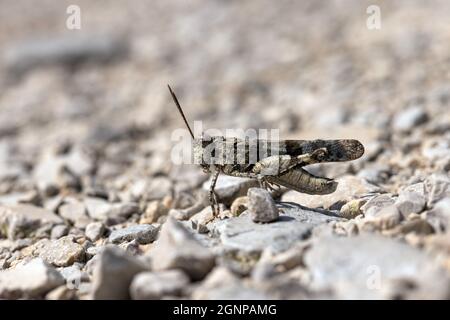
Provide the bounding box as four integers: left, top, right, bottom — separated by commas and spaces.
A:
0, 0, 450, 300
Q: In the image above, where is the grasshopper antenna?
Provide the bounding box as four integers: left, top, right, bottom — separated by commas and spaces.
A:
168, 84, 195, 139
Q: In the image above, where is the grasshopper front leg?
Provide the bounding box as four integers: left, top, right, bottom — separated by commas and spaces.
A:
209, 167, 220, 216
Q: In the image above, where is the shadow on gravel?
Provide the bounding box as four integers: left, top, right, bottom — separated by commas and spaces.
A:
277, 201, 342, 218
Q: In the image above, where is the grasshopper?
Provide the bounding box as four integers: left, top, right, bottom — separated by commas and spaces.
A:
168, 85, 365, 215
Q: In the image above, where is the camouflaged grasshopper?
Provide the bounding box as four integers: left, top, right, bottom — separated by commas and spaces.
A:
168, 85, 365, 215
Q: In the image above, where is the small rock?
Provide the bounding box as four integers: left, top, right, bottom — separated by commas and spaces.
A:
45, 285, 77, 300
59, 264, 88, 288
231, 196, 248, 216
128, 177, 172, 202
252, 243, 307, 281
59, 200, 91, 229
108, 224, 159, 244
33, 150, 86, 195
130, 270, 190, 299
169, 202, 207, 221
86, 246, 103, 257
360, 205, 403, 231
91, 246, 147, 300
357, 165, 391, 184
11, 238, 32, 251
118, 240, 141, 255
192, 266, 270, 299
0, 204, 63, 239
84, 197, 112, 221
392, 106, 428, 132
340, 199, 366, 219
0, 258, 64, 299
148, 217, 215, 280
139, 201, 168, 224
104, 203, 140, 226
202, 176, 259, 206
246, 188, 278, 224
85, 222, 105, 242
425, 174, 450, 207
282, 176, 380, 210
35, 235, 85, 267
190, 206, 215, 234
85, 198, 139, 225
425, 198, 450, 232
51, 225, 69, 239
304, 234, 450, 299
395, 183, 427, 217
361, 194, 395, 218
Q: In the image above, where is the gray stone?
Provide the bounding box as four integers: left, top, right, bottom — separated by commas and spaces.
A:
139, 201, 169, 224
118, 240, 141, 255
190, 206, 215, 233
357, 165, 391, 184
0, 258, 64, 299
85, 197, 112, 221
304, 234, 450, 299
426, 198, 450, 232
59, 200, 91, 228
85, 222, 105, 242
109, 224, 159, 244
0, 204, 63, 239
339, 199, 366, 219
425, 174, 450, 207
282, 175, 380, 210
129, 177, 172, 202
192, 266, 271, 299
130, 270, 189, 299
35, 236, 85, 267
169, 198, 210, 221
33, 150, 87, 195
392, 106, 428, 132
45, 285, 77, 300
360, 205, 403, 231
202, 176, 259, 206
51, 224, 69, 239
92, 246, 147, 300
395, 183, 426, 217
10, 238, 32, 251
148, 217, 215, 280
361, 194, 395, 218
85, 198, 139, 225
104, 203, 140, 225
247, 188, 279, 223
231, 196, 248, 216
59, 264, 89, 288
213, 204, 341, 254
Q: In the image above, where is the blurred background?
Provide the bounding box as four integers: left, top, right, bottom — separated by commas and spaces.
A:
1, 0, 450, 192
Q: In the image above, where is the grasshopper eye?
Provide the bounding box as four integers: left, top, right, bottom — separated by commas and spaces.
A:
315, 148, 328, 161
